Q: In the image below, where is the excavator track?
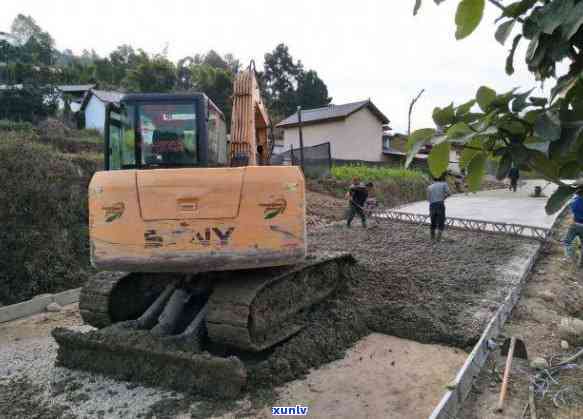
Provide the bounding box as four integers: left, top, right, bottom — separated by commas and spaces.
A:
79, 271, 169, 328
207, 252, 355, 351
57, 253, 355, 397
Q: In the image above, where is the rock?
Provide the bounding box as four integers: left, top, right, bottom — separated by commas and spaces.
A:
559, 316, 583, 346
530, 357, 549, 370
46, 302, 62, 313
561, 340, 570, 350
539, 290, 555, 302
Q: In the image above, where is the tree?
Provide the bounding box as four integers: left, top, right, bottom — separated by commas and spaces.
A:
263, 43, 304, 119
409, 0, 583, 213
296, 70, 332, 109
10, 14, 48, 46
0, 15, 58, 121
123, 55, 177, 93
190, 64, 234, 126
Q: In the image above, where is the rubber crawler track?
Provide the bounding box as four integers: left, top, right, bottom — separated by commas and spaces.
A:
207, 252, 354, 351
79, 271, 130, 328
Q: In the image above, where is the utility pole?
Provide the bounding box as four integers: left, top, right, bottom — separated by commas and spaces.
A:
297, 106, 305, 172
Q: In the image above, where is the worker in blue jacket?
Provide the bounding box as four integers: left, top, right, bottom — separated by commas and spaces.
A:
564, 186, 583, 265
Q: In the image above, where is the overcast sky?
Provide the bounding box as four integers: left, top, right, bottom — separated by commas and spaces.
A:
2, 0, 548, 132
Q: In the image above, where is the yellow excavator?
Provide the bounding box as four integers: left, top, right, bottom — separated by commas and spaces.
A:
53, 64, 352, 397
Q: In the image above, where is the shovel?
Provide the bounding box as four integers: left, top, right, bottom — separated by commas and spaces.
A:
496, 337, 528, 413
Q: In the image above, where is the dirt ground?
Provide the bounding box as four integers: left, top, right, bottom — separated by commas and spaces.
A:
306, 190, 347, 227
0, 303, 82, 345
459, 214, 583, 419
222, 333, 467, 419
0, 188, 543, 418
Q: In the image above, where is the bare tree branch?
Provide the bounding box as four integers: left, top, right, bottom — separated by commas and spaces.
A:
408, 89, 425, 136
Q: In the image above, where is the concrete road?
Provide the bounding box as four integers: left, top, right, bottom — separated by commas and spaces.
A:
394, 180, 562, 229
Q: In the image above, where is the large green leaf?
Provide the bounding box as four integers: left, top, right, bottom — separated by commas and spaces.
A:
561, 2, 583, 40
476, 86, 497, 112
524, 109, 542, 124
502, 0, 537, 18
428, 142, 450, 177
506, 35, 522, 75
530, 97, 548, 107
511, 88, 535, 112
496, 152, 512, 180
495, 20, 516, 45
446, 122, 473, 139
432, 103, 455, 127
455, 0, 486, 40
466, 152, 487, 192
545, 185, 574, 215
497, 117, 527, 135
525, 35, 540, 63
406, 128, 436, 167
491, 89, 518, 111
551, 73, 578, 102
537, 0, 574, 35
559, 161, 581, 179
528, 151, 560, 181
534, 111, 561, 141
456, 99, 476, 116
459, 139, 482, 170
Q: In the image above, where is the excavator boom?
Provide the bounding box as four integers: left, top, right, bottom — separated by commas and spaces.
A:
229, 62, 272, 166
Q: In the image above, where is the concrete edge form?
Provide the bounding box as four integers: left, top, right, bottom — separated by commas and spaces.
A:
0, 288, 81, 324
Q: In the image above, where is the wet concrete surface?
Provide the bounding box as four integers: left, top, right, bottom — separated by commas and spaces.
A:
393, 180, 561, 230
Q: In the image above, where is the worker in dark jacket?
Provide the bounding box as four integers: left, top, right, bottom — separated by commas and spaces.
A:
427, 174, 450, 241
508, 166, 520, 192
564, 186, 583, 265
345, 176, 368, 228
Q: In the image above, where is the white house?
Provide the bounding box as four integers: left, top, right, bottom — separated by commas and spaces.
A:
276, 99, 390, 162
56, 84, 95, 113
80, 90, 124, 132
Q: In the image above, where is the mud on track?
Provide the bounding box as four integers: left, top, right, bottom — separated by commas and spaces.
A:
248, 222, 538, 388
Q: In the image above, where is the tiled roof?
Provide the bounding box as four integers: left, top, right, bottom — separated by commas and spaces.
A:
276, 99, 389, 128
57, 84, 96, 93
81, 89, 124, 111
91, 90, 124, 104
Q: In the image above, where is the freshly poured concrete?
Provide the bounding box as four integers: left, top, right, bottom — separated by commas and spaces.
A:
394, 180, 560, 229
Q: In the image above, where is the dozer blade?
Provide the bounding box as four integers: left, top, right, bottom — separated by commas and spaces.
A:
52, 323, 246, 399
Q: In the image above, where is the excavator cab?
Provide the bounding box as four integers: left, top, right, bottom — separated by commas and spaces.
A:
104, 93, 228, 170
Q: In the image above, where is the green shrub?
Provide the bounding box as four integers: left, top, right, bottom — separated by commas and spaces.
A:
0, 133, 98, 305
309, 165, 430, 208
0, 119, 35, 132
331, 164, 427, 182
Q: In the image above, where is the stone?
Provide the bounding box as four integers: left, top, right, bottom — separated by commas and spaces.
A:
46, 302, 63, 313
530, 357, 549, 370
559, 317, 583, 346
561, 340, 570, 350
539, 290, 555, 303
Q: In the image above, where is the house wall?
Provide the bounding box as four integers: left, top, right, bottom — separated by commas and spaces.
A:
282, 107, 384, 162
85, 96, 106, 132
